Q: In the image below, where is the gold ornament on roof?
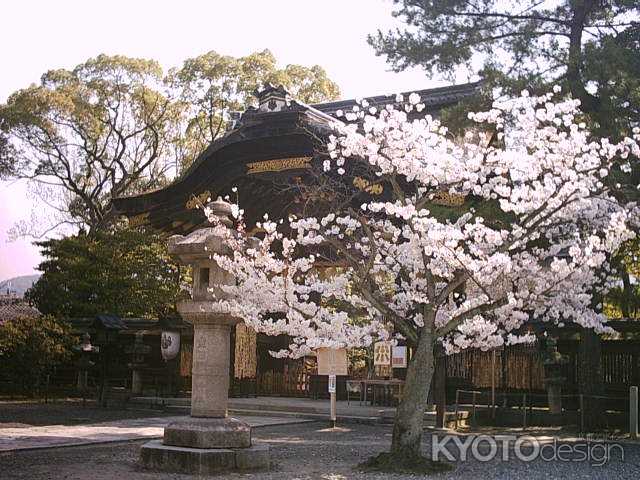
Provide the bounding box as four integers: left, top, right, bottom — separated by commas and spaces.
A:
353, 176, 383, 195
246, 157, 312, 175
432, 191, 466, 206
128, 212, 149, 227
185, 190, 212, 210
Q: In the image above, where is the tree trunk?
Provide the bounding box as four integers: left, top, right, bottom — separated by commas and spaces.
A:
566, 0, 601, 116
391, 329, 435, 457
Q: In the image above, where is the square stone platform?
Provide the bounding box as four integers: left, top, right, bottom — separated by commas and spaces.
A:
141, 440, 270, 475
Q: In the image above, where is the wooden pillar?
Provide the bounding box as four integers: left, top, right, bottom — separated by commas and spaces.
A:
229, 325, 236, 397
632, 352, 639, 388
579, 327, 603, 430
631, 386, 638, 440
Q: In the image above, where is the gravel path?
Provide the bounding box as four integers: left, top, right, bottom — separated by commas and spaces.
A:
1, 422, 639, 479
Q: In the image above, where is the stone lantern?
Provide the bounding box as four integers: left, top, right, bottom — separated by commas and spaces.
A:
74, 332, 98, 392
140, 198, 269, 474
543, 336, 568, 416
126, 332, 151, 395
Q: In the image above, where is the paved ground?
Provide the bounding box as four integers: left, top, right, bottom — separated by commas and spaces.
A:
0, 414, 312, 452
0, 399, 175, 427
1, 421, 639, 479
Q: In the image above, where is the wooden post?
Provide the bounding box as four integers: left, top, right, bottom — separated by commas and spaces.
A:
435, 354, 446, 429
502, 345, 508, 407
579, 394, 585, 433
630, 386, 638, 440
44, 374, 50, 404
100, 344, 108, 407
329, 374, 337, 428
472, 391, 477, 427
522, 393, 527, 429
330, 391, 337, 428
454, 389, 460, 430
491, 349, 496, 420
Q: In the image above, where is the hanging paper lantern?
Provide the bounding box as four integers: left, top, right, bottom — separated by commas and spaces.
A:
161, 330, 180, 361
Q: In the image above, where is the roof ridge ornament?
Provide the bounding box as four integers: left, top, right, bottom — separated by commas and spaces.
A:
254, 83, 291, 112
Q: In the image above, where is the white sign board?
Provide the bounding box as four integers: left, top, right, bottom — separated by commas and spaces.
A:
317, 348, 348, 376
328, 374, 336, 393
392, 346, 407, 368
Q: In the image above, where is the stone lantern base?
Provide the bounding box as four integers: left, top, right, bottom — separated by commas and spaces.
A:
140, 442, 270, 475
140, 418, 270, 474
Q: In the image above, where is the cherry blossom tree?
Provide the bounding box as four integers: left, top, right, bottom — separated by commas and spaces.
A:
206, 91, 639, 463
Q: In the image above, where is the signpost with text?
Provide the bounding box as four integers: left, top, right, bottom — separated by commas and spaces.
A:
317, 348, 347, 427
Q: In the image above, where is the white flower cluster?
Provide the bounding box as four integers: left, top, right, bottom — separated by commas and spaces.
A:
207, 91, 639, 357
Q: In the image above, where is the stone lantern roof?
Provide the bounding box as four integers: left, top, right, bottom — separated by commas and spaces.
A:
167, 197, 234, 264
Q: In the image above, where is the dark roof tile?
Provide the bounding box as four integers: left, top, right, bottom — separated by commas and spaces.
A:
0, 299, 40, 323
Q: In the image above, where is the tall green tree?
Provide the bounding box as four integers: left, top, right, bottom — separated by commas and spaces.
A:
26, 229, 184, 319
1, 51, 340, 233
369, 1, 639, 136
0, 55, 177, 233
168, 49, 340, 170
606, 237, 640, 318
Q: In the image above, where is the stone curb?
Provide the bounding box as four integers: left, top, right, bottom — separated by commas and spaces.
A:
164, 405, 455, 427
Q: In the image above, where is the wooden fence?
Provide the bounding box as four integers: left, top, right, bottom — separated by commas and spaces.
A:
446, 340, 640, 396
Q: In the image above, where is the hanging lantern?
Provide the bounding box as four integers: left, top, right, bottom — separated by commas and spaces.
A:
161, 330, 180, 361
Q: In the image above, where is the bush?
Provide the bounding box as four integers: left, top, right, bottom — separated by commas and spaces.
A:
0, 315, 75, 396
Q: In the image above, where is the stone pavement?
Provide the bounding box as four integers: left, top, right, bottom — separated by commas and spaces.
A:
0, 415, 312, 452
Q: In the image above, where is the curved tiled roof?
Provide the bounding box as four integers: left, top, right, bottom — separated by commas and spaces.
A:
111, 81, 482, 234
0, 297, 40, 323
311, 81, 482, 118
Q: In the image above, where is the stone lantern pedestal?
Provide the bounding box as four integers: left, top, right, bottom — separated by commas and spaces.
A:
140, 199, 269, 475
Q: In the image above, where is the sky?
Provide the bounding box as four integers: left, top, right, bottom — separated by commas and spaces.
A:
0, 0, 465, 280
